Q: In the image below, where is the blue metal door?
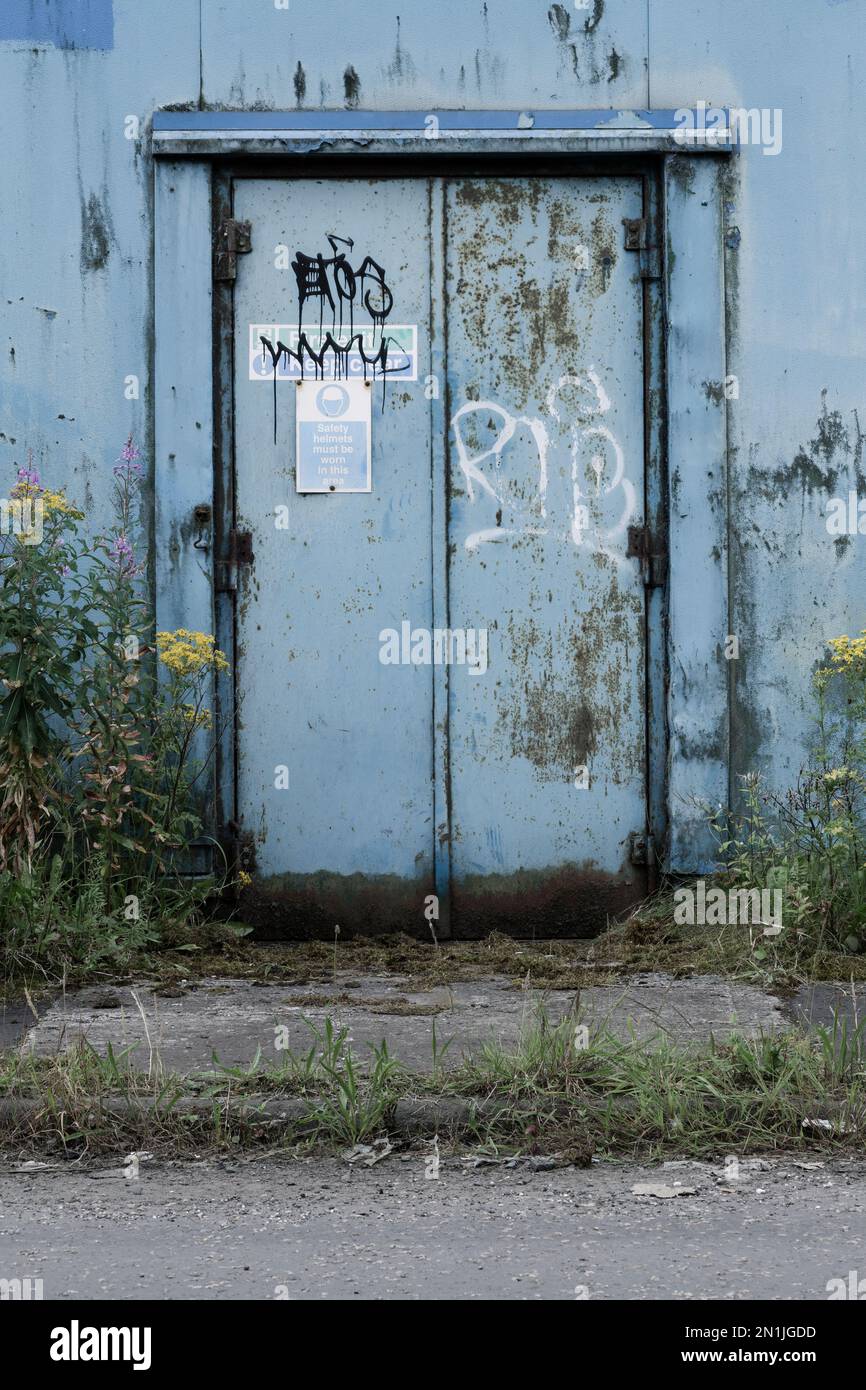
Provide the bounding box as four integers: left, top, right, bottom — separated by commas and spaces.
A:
225, 171, 650, 936
444, 175, 648, 934
229, 176, 436, 933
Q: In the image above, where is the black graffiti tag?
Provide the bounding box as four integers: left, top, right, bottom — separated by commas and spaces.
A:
291, 233, 393, 333
260, 233, 408, 440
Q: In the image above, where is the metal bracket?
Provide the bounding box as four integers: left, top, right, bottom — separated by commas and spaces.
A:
216, 820, 256, 876
629, 831, 656, 868
623, 217, 647, 251
629, 832, 647, 866
215, 528, 253, 593
627, 523, 668, 589
214, 218, 252, 282
622, 217, 661, 280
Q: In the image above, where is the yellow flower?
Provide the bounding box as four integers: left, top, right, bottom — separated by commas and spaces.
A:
181, 704, 213, 731
828, 631, 866, 672
41, 489, 84, 519
237, 870, 253, 889
156, 630, 229, 676
10, 481, 83, 519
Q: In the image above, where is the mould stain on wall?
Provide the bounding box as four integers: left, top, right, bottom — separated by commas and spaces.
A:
80, 191, 113, 272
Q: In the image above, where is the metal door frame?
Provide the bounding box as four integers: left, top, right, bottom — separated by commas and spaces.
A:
153, 112, 732, 917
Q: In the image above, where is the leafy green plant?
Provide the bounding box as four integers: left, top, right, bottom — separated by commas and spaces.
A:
0, 462, 88, 872
301, 1018, 401, 1143
687, 634, 866, 974
0, 442, 234, 980
430, 1017, 453, 1082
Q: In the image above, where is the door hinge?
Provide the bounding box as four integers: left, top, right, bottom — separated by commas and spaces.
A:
629, 831, 656, 867
215, 529, 253, 593
622, 217, 661, 280
623, 217, 647, 251
627, 523, 668, 589
214, 218, 252, 282
216, 822, 258, 876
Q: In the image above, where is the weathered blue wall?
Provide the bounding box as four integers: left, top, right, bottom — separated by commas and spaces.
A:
1, 0, 864, 865
649, 0, 866, 802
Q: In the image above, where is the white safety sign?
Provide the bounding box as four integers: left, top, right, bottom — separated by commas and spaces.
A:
295, 380, 372, 493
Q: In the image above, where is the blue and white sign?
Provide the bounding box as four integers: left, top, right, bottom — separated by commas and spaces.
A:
296, 380, 372, 493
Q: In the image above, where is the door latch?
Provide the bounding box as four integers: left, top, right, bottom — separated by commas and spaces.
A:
193, 503, 211, 552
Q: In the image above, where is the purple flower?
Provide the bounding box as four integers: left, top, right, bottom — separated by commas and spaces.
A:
16, 464, 41, 490
113, 436, 143, 478
110, 533, 135, 570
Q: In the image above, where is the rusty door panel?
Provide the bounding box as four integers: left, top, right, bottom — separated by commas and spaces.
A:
227, 172, 650, 937
444, 176, 648, 935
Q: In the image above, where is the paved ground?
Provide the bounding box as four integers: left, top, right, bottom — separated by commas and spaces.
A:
14, 971, 786, 1074
0, 1155, 863, 1300
4, 971, 864, 1302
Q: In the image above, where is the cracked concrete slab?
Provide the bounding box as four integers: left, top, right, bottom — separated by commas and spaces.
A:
18, 972, 786, 1074
785, 982, 866, 1032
